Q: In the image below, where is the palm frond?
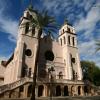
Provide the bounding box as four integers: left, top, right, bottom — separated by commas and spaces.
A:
95, 40, 100, 52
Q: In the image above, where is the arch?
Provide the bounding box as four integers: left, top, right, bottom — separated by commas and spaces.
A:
63, 36, 66, 44
56, 85, 61, 96
60, 38, 62, 46
38, 85, 44, 97
84, 86, 88, 95
25, 22, 29, 33
68, 36, 70, 45
27, 85, 32, 97
64, 86, 69, 96
72, 37, 75, 46
78, 86, 81, 95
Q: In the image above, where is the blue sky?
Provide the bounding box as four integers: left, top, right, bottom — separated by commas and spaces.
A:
0, 0, 100, 66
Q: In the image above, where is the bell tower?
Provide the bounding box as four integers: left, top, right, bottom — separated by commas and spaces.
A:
14, 7, 39, 80
58, 20, 83, 80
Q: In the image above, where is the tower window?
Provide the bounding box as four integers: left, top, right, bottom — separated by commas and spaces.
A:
68, 36, 70, 45
32, 27, 35, 36
67, 27, 70, 32
60, 38, 62, 46
25, 22, 29, 33
72, 37, 75, 46
63, 29, 64, 33
25, 49, 32, 56
63, 36, 66, 44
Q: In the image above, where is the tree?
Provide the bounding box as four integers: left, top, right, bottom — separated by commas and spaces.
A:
93, 66, 100, 86
81, 60, 100, 86
30, 9, 58, 100
81, 61, 95, 82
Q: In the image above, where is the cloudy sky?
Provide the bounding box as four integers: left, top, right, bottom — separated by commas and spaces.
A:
0, 0, 100, 66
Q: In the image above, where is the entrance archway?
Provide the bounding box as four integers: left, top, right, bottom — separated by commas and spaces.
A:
78, 86, 81, 95
84, 86, 88, 95
27, 85, 32, 97
38, 85, 44, 97
56, 85, 61, 96
64, 86, 69, 96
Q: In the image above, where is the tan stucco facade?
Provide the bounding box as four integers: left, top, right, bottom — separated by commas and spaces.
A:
0, 8, 98, 98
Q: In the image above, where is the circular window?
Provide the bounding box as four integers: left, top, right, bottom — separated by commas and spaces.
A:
45, 50, 54, 61
25, 49, 32, 56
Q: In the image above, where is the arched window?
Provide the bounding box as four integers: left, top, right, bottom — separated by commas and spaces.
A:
67, 27, 70, 32
25, 22, 29, 33
84, 86, 88, 94
38, 85, 44, 97
60, 38, 62, 46
27, 85, 32, 97
68, 36, 70, 45
72, 37, 75, 46
64, 86, 69, 96
63, 29, 64, 33
56, 85, 61, 96
63, 36, 66, 44
78, 86, 81, 95
32, 27, 35, 36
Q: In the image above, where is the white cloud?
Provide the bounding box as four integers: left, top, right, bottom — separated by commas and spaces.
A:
0, 0, 18, 42
78, 40, 100, 67
75, 7, 100, 32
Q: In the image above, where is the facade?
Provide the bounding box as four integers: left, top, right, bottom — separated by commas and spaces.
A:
0, 63, 5, 85
0, 8, 97, 98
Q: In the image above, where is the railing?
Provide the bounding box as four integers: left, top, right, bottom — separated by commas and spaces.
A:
37, 77, 84, 85
0, 77, 33, 94
0, 77, 84, 94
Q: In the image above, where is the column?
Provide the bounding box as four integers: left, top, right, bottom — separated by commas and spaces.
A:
23, 84, 28, 98
81, 86, 84, 96
35, 85, 38, 97
68, 85, 72, 96
17, 42, 25, 78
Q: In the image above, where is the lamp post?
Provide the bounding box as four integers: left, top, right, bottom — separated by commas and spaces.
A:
48, 66, 55, 100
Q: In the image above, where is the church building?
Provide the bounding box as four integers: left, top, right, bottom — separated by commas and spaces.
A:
0, 7, 96, 98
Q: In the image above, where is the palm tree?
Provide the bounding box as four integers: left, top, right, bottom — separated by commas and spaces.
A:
95, 40, 100, 52
30, 9, 58, 100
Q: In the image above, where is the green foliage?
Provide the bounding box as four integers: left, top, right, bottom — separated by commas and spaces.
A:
95, 40, 100, 52
81, 60, 100, 86
30, 10, 59, 38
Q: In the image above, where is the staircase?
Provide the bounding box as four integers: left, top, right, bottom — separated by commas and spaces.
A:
1, 96, 100, 100
0, 77, 33, 94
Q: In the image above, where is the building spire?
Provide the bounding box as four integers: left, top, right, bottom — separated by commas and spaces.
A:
64, 18, 72, 26
28, 0, 33, 11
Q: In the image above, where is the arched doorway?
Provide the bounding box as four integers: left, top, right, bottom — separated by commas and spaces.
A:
78, 86, 81, 95
84, 86, 88, 95
56, 85, 61, 96
64, 86, 69, 96
27, 85, 32, 97
38, 85, 44, 97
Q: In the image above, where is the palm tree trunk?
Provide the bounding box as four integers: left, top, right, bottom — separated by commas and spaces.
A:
31, 29, 42, 100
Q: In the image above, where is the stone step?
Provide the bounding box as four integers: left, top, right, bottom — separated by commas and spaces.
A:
1, 96, 100, 100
